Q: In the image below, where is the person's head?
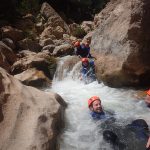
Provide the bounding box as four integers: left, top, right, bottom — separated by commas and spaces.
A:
88, 96, 103, 113
145, 89, 150, 105
81, 58, 89, 67
146, 89, 150, 97
74, 41, 80, 47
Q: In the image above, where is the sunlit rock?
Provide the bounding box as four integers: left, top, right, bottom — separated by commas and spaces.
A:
91, 0, 150, 87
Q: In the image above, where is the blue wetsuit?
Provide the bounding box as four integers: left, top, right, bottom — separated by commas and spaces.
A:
90, 111, 106, 120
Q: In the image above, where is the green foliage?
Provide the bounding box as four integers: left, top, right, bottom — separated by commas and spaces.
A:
17, 0, 40, 15
72, 27, 86, 38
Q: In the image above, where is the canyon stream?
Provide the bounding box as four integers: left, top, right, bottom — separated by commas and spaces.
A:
48, 56, 150, 150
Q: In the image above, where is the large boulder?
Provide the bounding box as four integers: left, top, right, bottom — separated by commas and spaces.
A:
0, 67, 66, 150
40, 2, 70, 40
14, 68, 51, 88
11, 50, 57, 80
91, 0, 150, 87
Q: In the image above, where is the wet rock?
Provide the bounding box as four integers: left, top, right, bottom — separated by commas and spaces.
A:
0, 67, 66, 150
91, 0, 150, 87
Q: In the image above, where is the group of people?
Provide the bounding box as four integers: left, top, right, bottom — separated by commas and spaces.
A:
73, 40, 96, 83
73, 40, 150, 149
87, 89, 150, 150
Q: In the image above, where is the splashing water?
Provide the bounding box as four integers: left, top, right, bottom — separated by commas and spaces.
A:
48, 56, 150, 150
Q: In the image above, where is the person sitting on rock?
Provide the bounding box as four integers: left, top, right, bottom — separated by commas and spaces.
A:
74, 41, 93, 58
80, 58, 96, 83
88, 96, 106, 120
145, 89, 150, 107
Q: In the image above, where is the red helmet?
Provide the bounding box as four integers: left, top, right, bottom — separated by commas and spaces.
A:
74, 41, 80, 47
81, 58, 88, 63
146, 89, 150, 96
88, 96, 101, 107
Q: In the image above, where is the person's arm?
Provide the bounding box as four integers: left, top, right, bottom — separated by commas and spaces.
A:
146, 137, 150, 149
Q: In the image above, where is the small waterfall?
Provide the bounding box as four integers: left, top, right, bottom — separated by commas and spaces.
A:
48, 56, 150, 150
54, 55, 81, 81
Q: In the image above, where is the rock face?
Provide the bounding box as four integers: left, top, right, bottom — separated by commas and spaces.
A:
91, 0, 150, 87
0, 67, 66, 150
17, 38, 42, 52
0, 41, 17, 72
40, 2, 70, 40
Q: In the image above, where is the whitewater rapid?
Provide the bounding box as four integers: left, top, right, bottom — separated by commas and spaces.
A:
48, 56, 150, 150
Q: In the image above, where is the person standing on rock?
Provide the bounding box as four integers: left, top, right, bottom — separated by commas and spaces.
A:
145, 89, 150, 107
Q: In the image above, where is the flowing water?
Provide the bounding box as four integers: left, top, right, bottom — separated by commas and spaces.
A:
48, 56, 150, 150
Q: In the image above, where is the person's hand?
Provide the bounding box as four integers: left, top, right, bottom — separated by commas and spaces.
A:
79, 76, 82, 80
146, 137, 150, 149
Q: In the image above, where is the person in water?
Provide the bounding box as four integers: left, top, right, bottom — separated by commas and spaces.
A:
145, 89, 150, 107
88, 96, 105, 120
80, 58, 96, 83
88, 96, 149, 149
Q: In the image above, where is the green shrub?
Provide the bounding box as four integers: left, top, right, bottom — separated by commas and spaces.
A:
72, 27, 86, 38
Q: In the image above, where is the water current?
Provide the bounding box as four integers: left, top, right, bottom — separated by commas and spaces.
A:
48, 56, 150, 150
